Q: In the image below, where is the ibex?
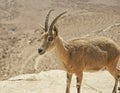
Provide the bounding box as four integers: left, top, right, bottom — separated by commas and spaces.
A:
38, 10, 120, 93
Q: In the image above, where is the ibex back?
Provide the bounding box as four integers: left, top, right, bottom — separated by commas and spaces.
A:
38, 10, 120, 93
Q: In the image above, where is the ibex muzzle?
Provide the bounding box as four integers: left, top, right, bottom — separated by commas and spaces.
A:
38, 48, 45, 55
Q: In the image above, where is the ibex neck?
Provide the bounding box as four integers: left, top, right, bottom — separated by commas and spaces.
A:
55, 36, 69, 65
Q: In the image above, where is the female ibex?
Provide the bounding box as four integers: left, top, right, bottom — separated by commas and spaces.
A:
38, 10, 120, 93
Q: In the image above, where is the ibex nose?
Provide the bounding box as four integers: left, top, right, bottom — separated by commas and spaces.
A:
38, 48, 44, 54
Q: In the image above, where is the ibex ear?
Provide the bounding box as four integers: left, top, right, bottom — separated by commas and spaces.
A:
53, 26, 58, 36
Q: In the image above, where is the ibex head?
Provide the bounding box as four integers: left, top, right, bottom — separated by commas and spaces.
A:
38, 10, 66, 55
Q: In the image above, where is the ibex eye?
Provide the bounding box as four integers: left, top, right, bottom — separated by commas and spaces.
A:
48, 36, 53, 41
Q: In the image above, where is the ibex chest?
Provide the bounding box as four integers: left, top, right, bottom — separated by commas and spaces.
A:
63, 61, 83, 73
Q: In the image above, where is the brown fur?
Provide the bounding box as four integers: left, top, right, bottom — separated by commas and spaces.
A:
54, 37, 120, 73
38, 11, 120, 93
39, 34, 120, 93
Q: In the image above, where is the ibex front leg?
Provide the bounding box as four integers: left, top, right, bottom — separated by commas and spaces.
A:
65, 72, 72, 93
76, 72, 83, 93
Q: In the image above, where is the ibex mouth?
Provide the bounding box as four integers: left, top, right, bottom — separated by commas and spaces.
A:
38, 48, 45, 55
